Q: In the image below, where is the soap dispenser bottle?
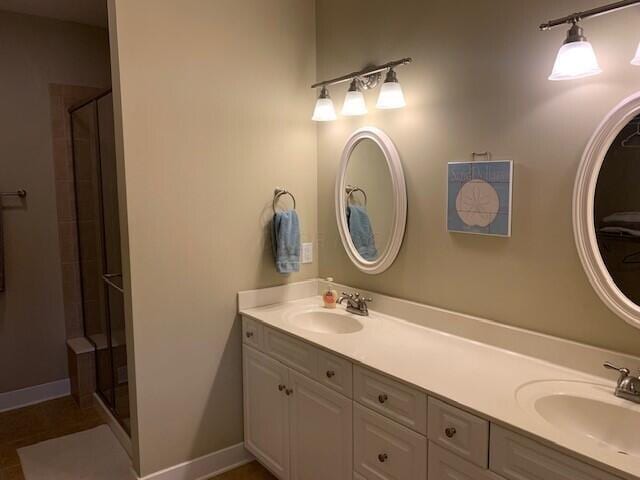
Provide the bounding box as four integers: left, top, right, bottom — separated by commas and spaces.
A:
323, 277, 338, 309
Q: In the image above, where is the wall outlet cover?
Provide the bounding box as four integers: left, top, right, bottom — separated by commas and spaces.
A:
302, 243, 313, 264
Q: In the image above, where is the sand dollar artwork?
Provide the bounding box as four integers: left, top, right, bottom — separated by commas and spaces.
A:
455, 179, 499, 227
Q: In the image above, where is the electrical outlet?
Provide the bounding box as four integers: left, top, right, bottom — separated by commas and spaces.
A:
302, 242, 313, 264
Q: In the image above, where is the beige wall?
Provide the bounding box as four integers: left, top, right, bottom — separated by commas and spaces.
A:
107, 0, 317, 475
317, 0, 640, 357
0, 11, 111, 393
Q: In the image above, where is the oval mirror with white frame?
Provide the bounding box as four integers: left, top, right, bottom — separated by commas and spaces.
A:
575, 92, 640, 329
336, 127, 407, 274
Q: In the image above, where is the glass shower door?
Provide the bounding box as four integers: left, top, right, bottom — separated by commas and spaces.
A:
70, 91, 130, 434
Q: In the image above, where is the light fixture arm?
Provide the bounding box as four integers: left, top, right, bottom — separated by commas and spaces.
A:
539, 0, 640, 30
311, 57, 412, 89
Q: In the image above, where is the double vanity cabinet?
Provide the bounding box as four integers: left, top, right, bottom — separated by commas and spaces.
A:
241, 315, 623, 480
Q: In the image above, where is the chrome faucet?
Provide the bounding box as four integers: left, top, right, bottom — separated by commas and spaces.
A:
604, 362, 640, 404
337, 292, 372, 316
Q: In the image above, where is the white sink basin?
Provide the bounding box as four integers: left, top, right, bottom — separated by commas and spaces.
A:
517, 380, 640, 458
287, 310, 363, 334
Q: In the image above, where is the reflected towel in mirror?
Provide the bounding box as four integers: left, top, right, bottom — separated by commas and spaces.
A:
271, 210, 301, 274
347, 205, 378, 261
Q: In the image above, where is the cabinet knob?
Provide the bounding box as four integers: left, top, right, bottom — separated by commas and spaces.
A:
378, 393, 388, 404
377, 453, 388, 463
245, 331, 254, 338
278, 384, 286, 392
445, 427, 457, 438
326, 370, 336, 378
285, 388, 294, 396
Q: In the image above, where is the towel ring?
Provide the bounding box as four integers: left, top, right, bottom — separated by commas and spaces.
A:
345, 185, 367, 206
273, 188, 296, 214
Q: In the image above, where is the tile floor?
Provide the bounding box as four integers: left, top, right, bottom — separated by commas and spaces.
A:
210, 461, 276, 480
0, 396, 105, 480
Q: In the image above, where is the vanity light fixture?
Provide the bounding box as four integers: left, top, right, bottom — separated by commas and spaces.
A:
548, 22, 602, 81
376, 68, 406, 109
631, 41, 640, 65
540, 0, 640, 80
341, 79, 368, 116
310, 57, 412, 121
312, 86, 337, 121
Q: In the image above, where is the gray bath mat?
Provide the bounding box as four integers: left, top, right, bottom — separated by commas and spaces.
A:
18, 425, 134, 480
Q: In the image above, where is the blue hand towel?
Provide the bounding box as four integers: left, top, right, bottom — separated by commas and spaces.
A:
347, 205, 378, 261
271, 210, 301, 274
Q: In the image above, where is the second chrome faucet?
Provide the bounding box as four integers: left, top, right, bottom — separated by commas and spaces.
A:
604, 362, 640, 404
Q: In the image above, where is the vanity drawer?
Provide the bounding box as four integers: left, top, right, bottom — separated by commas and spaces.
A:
317, 349, 353, 398
490, 425, 620, 480
429, 443, 503, 480
242, 316, 263, 350
263, 327, 317, 378
353, 404, 427, 480
353, 366, 427, 434
427, 397, 489, 468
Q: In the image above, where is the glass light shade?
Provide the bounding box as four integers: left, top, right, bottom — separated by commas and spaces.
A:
548, 41, 602, 81
341, 90, 367, 116
312, 97, 337, 121
376, 82, 406, 109
631, 41, 640, 65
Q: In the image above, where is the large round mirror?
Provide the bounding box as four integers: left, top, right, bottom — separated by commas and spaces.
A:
335, 127, 407, 274
575, 92, 640, 328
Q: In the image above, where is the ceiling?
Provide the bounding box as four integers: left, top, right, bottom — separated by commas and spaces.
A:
0, 0, 107, 28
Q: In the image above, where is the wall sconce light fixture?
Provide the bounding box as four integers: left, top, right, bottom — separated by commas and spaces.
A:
341, 79, 368, 116
311, 57, 412, 121
312, 86, 337, 121
540, 0, 640, 81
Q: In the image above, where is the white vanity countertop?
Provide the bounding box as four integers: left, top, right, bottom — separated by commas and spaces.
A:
240, 296, 640, 480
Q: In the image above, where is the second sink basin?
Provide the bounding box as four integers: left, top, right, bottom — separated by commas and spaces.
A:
517, 380, 640, 458
287, 309, 363, 334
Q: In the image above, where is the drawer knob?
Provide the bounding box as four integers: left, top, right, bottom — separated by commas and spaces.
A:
326, 370, 336, 378
445, 427, 457, 438
377, 453, 388, 463
378, 393, 388, 404
285, 388, 294, 396
278, 384, 286, 392
245, 331, 254, 338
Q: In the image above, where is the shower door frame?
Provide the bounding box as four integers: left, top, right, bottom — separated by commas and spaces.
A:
68, 89, 129, 433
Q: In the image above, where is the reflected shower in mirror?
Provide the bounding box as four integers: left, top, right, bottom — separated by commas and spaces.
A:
344, 139, 394, 261
594, 114, 640, 306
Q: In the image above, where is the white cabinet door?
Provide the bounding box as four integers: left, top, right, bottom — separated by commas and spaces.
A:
243, 345, 290, 479
289, 370, 352, 480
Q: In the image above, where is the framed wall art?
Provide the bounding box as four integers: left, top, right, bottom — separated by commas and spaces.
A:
447, 160, 513, 237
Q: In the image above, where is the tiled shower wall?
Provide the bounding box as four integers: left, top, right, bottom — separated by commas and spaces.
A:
48, 84, 103, 341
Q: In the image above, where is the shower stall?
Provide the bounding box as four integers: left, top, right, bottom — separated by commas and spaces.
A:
69, 91, 130, 434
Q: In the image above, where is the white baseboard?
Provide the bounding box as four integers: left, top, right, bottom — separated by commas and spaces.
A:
0, 378, 70, 413
140, 442, 254, 480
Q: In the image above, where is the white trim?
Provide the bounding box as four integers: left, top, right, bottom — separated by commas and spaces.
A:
574, 91, 640, 329
0, 378, 70, 413
139, 442, 254, 480
335, 127, 407, 275
93, 392, 133, 459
